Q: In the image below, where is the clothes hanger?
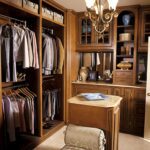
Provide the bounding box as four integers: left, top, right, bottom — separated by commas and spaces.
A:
13, 89, 25, 100
23, 87, 34, 99
2, 90, 7, 96
7, 89, 17, 100
18, 88, 30, 100
26, 87, 37, 97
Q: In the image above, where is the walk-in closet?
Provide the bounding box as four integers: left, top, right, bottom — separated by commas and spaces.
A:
0, 0, 66, 149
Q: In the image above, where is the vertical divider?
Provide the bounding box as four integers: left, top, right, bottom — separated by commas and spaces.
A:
38, 0, 43, 137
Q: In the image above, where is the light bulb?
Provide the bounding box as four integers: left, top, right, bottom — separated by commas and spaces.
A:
108, 0, 118, 10
85, 0, 95, 8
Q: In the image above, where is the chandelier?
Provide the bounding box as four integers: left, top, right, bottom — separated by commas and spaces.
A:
84, 0, 118, 38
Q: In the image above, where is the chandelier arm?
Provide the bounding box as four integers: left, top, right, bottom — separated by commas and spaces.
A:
100, 12, 114, 24
94, 24, 107, 34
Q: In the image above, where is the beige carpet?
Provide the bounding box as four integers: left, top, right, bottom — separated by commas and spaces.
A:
34, 126, 150, 150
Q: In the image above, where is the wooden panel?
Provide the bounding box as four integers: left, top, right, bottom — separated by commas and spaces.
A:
65, 10, 79, 122
113, 107, 120, 150
0, 18, 3, 148
69, 103, 109, 130
72, 83, 112, 96
113, 87, 124, 132
123, 88, 134, 133
133, 88, 146, 136
113, 70, 134, 85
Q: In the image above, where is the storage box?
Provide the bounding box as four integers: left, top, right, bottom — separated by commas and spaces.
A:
54, 12, 64, 24
23, 0, 39, 14
119, 33, 131, 41
42, 7, 53, 20
6, 0, 22, 7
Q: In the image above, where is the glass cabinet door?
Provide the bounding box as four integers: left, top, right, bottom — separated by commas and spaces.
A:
139, 6, 150, 52
80, 18, 92, 44
143, 12, 150, 43
94, 23, 112, 46
116, 11, 135, 70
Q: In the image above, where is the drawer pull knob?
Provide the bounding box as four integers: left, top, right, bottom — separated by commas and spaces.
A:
147, 93, 150, 96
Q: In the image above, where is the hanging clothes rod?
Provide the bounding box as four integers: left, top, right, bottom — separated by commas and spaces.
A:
42, 27, 53, 34
0, 13, 27, 26
2, 83, 29, 90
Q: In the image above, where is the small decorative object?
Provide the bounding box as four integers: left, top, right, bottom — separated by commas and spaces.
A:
88, 70, 98, 81
121, 46, 126, 55
117, 61, 132, 70
122, 14, 131, 26
119, 33, 131, 41
126, 45, 131, 55
79, 67, 89, 82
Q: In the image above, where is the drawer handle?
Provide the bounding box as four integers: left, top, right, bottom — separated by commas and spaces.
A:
147, 93, 150, 96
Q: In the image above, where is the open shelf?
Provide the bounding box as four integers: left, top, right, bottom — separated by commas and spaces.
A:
42, 16, 65, 27
0, 0, 40, 18
116, 55, 133, 58
117, 40, 134, 43
117, 25, 134, 28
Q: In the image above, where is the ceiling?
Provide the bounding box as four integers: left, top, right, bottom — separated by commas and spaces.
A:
54, 0, 150, 12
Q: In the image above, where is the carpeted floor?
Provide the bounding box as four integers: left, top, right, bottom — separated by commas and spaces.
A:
34, 126, 150, 150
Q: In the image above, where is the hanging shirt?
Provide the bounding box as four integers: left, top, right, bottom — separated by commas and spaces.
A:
28, 30, 39, 69
2, 96, 16, 142
12, 25, 29, 81
57, 37, 64, 74
1, 25, 13, 82
42, 33, 54, 75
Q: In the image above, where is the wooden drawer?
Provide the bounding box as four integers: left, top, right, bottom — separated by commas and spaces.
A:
113, 71, 133, 85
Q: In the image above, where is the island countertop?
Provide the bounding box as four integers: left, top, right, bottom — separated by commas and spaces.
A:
68, 94, 122, 108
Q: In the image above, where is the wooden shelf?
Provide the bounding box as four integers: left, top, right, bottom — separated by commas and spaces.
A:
145, 22, 150, 25
117, 40, 134, 43
0, 0, 40, 18
42, 120, 64, 136
117, 25, 134, 28
144, 32, 150, 35
42, 0, 65, 12
42, 16, 65, 27
116, 55, 133, 58
115, 69, 133, 71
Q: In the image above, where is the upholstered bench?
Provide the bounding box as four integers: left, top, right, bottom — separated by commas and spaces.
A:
61, 124, 106, 150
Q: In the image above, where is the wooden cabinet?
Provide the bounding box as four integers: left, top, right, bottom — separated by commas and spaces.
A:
76, 13, 114, 52
113, 6, 138, 85
0, 0, 66, 149
113, 87, 124, 131
42, 0, 65, 136
132, 88, 146, 136
113, 86, 145, 136
72, 82, 146, 136
138, 6, 150, 52
68, 95, 122, 150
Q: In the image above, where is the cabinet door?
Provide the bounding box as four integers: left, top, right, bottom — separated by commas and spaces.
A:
123, 88, 134, 133
138, 6, 150, 52
113, 6, 138, 85
93, 21, 114, 48
133, 88, 146, 136
76, 13, 114, 52
113, 87, 125, 132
